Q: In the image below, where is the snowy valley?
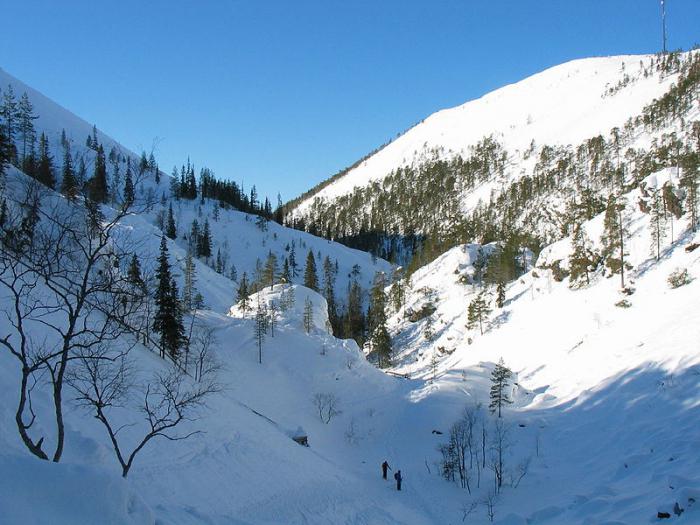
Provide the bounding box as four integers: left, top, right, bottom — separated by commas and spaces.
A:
0, 47, 699, 525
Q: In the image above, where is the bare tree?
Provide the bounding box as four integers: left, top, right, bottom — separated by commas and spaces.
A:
189, 325, 220, 382
481, 492, 498, 523
489, 419, 511, 494
438, 404, 484, 494
0, 175, 147, 462
509, 456, 531, 489
313, 392, 341, 424
67, 343, 219, 477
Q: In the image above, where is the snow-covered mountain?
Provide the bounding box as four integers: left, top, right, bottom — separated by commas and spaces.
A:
291, 53, 690, 212
287, 51, 700, 267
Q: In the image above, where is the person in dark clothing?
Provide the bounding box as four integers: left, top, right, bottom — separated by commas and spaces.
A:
381, 460, 391, 480
394, 470, 402, 491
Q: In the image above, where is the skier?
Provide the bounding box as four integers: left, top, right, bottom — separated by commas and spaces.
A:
381, 460, 391, 480
394, 469, 402, 491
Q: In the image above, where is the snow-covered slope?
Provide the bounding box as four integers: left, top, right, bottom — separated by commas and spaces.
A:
291, 53, 686, 215
0, 65, 391, 307
0, 67, 140, 165
381, 166, 700, 522
4, 163, 699, 523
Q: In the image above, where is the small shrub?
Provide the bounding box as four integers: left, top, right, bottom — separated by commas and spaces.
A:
407, 303, 437, 322
668, 268, 692, 289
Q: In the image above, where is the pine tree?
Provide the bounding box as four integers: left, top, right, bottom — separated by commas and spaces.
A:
649, 186, 667, 261
123, 158, 135, 208
681, 151, 699, 231
268, 301, 277, 337
36, 133, 55, 189
263, 250, 278, 289
17, 93, 37, 165
496, 281, 506, 308
1, 85, 18, 163
254, 301, 268, 364
569, 223, 597, 287
303, 249, 319, 291
166, 203, 177, 239
153, 236, 185, 360
600, 194, 629, 288
489, 358, 513, 418
303, 296, 313, 334
467, 291, 491, 335
390, 268, 406, 313
237, 272, 250, 311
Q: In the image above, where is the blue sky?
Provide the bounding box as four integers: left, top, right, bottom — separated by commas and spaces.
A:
2, 1, 699, 203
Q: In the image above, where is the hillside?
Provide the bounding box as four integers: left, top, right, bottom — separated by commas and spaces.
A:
287, 51, 700, 268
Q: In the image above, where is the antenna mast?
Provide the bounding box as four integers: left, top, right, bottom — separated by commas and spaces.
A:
661, 0, 667, 54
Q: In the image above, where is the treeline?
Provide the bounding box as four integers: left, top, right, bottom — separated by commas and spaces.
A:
170, 161, 281, 222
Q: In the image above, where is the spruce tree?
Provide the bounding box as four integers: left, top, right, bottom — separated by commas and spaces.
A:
123, 158, 135, 208
467, 291, 491, 335
281, 257, 291, 283
368, 271, 391, 368
237, 272, 250, 311
182, 248, 197, 311
166, 203, 177, 239
344, 273, 365, 346
189, 219, 200, 252
303, 249, 319, 291
489, 358, 513, 418
289, 243, 299, 278
153, 236, 184, 360
60, 141, 78, 199
36, 133, 55, 189
197, 218, 212, 259
127, 253, 145, 291
88, 144, 109, 203
322, 255, 337, 328
215, 248, 224, 274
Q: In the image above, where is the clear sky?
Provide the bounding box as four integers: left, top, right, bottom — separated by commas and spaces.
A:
2, 1, 699, 203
